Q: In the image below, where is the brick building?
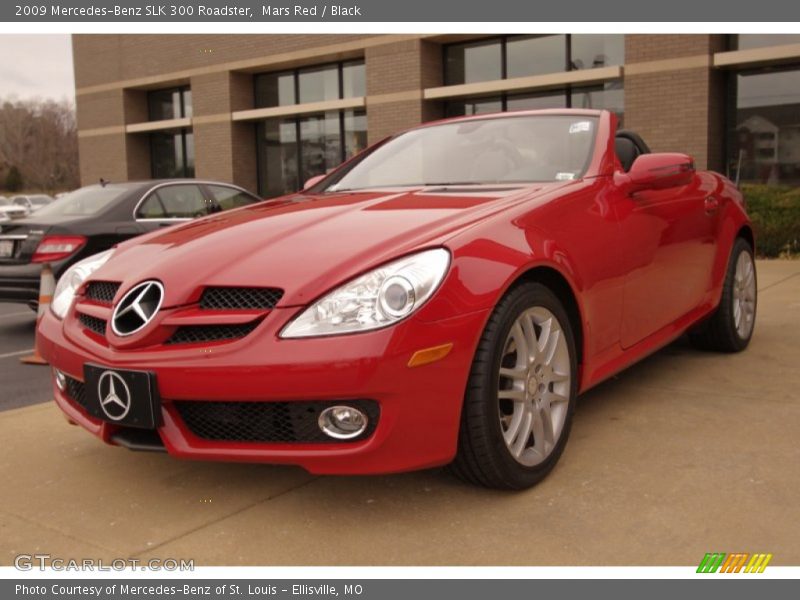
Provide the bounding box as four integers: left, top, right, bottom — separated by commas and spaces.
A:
73, 34, 800, 197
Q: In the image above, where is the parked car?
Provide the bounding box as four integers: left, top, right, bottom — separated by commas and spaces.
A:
12, 194, 54, 212
38, 110, 756, 489
0, 196, 30, 221
0, 179, 262, 309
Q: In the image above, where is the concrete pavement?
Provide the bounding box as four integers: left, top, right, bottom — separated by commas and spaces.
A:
1, 260, 798, 566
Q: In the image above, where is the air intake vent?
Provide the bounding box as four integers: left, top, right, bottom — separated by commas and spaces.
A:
166, 321, 259, 345
85, 281, 121, 304
64, 376, 87, 410
79, 313, 107, 336
174, 399, 379, 443
200, 287, 283, 310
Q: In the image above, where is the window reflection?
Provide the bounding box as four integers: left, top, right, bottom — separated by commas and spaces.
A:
150, 129, 195, 178
734, 34, 800, 50
444, 40, 502, 85
254, 61, 365, 108
507, 35, 567, 78
257, 109, 367, 197
729, 67, 800, 185
570, 35, 624, 70
148, 87, 192, 121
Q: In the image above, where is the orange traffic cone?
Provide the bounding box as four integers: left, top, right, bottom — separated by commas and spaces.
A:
20, 263, 55, 366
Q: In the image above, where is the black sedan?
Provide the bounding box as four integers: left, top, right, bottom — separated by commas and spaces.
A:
0, 179, 262, 309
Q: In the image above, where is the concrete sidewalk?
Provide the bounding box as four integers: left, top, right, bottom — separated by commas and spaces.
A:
1, 260, 798, 566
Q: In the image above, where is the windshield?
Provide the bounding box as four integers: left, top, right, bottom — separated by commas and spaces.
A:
326, 114, 598, 192
34, 186, 128, 218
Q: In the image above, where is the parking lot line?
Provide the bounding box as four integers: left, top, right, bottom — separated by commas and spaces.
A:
0, 311, 32, 320
0, 349, 34, 359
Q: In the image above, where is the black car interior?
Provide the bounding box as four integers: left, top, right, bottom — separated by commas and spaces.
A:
614, 130, 652, 172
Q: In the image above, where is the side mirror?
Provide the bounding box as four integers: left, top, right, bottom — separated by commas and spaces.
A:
615, 153, 695, 194
303, 174, 326, 190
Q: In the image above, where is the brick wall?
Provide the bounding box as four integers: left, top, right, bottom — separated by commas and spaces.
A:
624, 34, 726, 171
365, 39, 444, 143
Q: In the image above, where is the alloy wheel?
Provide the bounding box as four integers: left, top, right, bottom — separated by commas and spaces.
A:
497, 307, 571, 467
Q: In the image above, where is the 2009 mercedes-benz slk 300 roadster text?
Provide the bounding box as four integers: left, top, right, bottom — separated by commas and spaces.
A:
38, 109, 756, 489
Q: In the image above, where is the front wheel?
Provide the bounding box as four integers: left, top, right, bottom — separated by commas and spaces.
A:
450, 282, 578, 490
690, 238, 757, 352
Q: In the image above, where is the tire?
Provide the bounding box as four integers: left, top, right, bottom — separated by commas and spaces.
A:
450, 282, 578, 490
690, 237, 757, 353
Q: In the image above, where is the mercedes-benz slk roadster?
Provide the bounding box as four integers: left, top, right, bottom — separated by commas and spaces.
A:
38, 109, 756, 489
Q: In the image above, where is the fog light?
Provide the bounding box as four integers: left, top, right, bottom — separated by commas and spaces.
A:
54, 369, 66, 392
318, 406, 368, 440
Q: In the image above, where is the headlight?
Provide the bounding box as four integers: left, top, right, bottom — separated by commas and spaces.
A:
51, 250, 114, 319
280, 248, 450, 338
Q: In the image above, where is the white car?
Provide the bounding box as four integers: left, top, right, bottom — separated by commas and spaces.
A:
11, 194, 53, 212
0, 197, 29, 221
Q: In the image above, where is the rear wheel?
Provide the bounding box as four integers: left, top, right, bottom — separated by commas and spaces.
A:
690, 238, 757, 352
450, 282, 578, 490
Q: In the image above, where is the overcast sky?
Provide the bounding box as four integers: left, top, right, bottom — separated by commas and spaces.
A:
0, 35, 75, 103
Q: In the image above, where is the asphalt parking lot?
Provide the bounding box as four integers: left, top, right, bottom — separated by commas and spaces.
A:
1, 260, 799, 566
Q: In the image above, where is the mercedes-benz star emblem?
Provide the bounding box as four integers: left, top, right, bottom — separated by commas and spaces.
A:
97, 371, 132, 421
111, 280, 164, 337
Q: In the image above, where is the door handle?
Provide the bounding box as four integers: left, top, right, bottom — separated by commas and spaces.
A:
704, 196, 720, 214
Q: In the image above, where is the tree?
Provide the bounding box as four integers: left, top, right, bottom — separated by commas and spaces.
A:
0, 97, 79, 193
4, 165, 22, 192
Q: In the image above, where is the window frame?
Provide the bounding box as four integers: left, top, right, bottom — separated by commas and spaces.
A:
442, 34, 624, 85
253, 59, 365, 109
147, 86, 192, 121
133, 182, 209, 222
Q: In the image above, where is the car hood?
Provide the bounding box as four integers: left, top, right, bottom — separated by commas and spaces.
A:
97, 185, 564, 307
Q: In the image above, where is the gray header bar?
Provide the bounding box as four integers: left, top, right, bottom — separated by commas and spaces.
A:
2, 0, 800, 22
4, 579, 797, 600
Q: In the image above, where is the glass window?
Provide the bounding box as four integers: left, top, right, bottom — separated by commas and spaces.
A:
34, 187, 125, 217
734, 35, 800, 50
507, 90, 568, 111
325, 115, 598, 190
206, 185, 259, 210
572, 82, 624, 123
254, 61, 365, 109
445, 97, 503, 118
448, 84, 623, 123
299, 112, 342, 179
342, 61, 366, 98
729, 66, 800, 186
507, 35, 567, 78
258, 119, 299, 198
256, 109, 368, 197
570, 35, 624, 70
445, 39, 503, 85
148, 185, 207, 219
343, 109, 368, 160
150, 129, 195, 178
298, 65, 340, 104
255, 71, 296, 107
147, 87, 191, 121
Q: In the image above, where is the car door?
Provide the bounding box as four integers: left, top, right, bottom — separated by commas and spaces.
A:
614, 171, 720, 349
134, 184, 210, 232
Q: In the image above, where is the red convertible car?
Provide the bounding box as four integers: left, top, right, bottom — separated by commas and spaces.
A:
38, 109, 756, 489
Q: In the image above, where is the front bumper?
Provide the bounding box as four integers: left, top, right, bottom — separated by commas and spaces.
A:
38, 306, 488, 474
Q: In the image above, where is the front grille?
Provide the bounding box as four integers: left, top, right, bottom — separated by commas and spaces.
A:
85, 281, 121, 304
166, 321, 259, 345
175, 399, 380, 443
64, 376, 88, 410
79, 313, 107, 336
200, 287, 283, 310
